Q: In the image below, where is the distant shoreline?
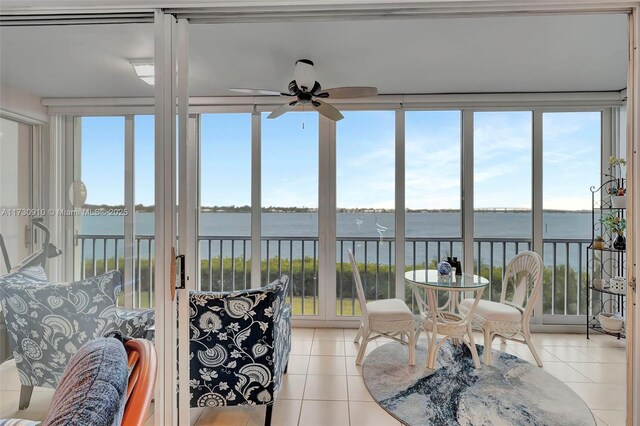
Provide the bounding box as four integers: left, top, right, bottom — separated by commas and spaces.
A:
81, 204, 590, 214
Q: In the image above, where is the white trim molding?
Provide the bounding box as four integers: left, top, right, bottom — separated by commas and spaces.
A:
2, 0, 635, 19
153, 10, 178, 426
627, 8, 639, 426
41, 91, 626, 115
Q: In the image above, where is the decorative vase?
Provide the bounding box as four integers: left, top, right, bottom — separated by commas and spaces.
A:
610, 195, 627, 209
437, 261, 452, 281
593, 239, 606, 250
592, 278, 605, 290
598, 313, 624, 333
613, 234, 626, 250
609, 276, 626, 294
446, 257, 462, 275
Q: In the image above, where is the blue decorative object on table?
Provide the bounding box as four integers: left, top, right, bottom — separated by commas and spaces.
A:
437, 261, 452, 276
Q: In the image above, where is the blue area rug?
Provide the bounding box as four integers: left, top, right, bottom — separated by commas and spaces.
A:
362, 341, 595, 426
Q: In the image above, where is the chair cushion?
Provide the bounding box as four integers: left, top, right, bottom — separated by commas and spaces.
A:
460, 299, 522, 322
188, 275, 291, 408
367, 298, 413, 321
0, 271, 122, 389
0, 266, 48, 285
42, 338, 128, 426
115, 308, 155, 339
0, 266, 49, 364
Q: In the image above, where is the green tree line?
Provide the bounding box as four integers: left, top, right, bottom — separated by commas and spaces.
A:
84, 256, 587, 316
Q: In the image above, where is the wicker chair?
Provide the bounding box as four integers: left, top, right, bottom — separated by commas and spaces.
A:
122, 338, 157, 426
348, 250, 415, 366
459, 251, 544, 366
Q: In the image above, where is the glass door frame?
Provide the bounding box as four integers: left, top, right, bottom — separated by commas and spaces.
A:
154, 11, 194, 426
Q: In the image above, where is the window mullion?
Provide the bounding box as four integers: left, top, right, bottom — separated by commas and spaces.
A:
319, 115, 336, 321
532, 109, 543, 324
395, 110, 405, 300
124, 115, 135, 309
462, 110, 474, 277
251, 110, 261, 289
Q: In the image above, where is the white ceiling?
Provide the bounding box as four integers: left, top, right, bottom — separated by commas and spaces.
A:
0, 13, 628, 99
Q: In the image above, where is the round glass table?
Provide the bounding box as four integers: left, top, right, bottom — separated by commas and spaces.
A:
405, 270, 488, 369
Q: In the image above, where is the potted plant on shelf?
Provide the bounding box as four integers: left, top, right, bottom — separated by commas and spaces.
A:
607, 156, 626, 208
601, 212, 626, 250
592, 235, 606, 250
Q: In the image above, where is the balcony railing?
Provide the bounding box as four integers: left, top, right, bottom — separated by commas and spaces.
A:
76, 234, 590, 317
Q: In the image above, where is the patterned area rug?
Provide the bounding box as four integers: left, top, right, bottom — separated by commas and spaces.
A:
363, 341, 595, 426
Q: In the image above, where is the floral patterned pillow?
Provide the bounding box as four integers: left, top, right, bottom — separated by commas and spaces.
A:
1, 266, 48, 285
0, 271, 122, 389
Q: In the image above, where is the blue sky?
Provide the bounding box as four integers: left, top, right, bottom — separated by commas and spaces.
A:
262, 112, 319, 208
337, 111, 395, 209
201, 113, 252, 207
80, 110, 600, 210
81, 117, 125, 204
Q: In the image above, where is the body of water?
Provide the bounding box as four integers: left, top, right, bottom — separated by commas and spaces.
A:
80, 211, 592, 239
78, 211, 592, 265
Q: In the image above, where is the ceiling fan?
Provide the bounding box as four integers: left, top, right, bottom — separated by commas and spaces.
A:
230, 59, 378, 121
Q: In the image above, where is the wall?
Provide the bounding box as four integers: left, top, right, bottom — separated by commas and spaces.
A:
0, 117, 31, 274
0, 84, 48, 124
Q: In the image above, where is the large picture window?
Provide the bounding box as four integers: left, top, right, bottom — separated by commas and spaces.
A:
542, 111, 601, 315
405, 111, 462, 301
262, 112, 319, 315
336, 111, 396, 316
473, 111, 532, 301
200, 113, 252, 292
69, 107, 606, 323
77, 116, 126, 281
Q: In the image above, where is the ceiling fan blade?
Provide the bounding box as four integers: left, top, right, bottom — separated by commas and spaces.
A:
229, 88, 291, 96
318, 87, 378, 99
311, 100, 344, 121
267, 101, 298, 119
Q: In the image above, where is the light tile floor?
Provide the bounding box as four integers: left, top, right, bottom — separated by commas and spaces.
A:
0, 329, 628, 426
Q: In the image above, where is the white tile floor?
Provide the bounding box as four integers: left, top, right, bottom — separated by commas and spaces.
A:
0, 329, 628, 426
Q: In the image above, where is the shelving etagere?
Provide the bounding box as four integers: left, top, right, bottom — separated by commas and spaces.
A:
586, 178, 626, 340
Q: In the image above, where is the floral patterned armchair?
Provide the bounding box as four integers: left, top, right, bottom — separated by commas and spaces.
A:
0, 267, 154, 410
189, 275, 291, 426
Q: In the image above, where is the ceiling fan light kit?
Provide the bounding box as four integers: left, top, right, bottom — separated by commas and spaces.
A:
230, 59, 378, 121
294, 59, 316, 92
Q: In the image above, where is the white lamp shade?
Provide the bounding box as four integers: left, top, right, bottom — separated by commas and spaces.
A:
294, 60, 315, 92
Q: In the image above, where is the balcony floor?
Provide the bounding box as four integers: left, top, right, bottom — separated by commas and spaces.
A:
0, 329, 627, 426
